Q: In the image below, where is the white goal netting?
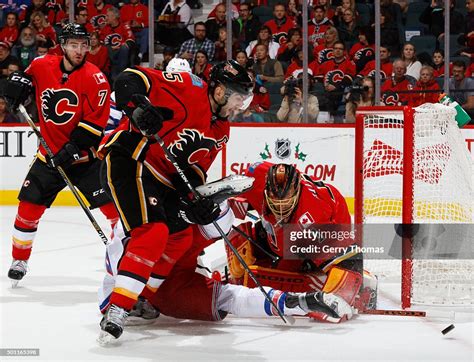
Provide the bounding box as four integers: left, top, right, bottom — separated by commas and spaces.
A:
358, 104, 473, 305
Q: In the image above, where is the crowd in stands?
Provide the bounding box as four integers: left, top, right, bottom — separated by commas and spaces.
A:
0, 0, 472, 124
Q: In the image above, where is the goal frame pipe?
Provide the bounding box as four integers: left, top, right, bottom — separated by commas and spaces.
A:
355, 106, 415, 309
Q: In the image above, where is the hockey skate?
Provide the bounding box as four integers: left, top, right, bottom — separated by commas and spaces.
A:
126, 297, 160, 326
8, 259, 28, 288
286, 291, 354, 323
98, 304, 129, 345
196, 175, 254, 204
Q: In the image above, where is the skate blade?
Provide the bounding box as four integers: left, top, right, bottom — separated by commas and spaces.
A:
126, 316, 158, 326
10, 279, 20, 288
97, 330, 118, 346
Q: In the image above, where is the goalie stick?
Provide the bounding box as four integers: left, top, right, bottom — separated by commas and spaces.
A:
151, 132, 294, 325
18, 104, 109, 246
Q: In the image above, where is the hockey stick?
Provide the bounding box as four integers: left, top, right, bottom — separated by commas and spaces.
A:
358, 309, 426, 317
18, 104, 109, 246
231, 225, 281, 266
152, 133, 293, 325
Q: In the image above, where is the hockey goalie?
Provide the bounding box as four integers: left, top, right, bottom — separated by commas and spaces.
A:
225, 161, 378, 316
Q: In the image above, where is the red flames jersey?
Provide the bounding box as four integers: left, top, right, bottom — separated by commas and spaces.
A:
100, 21, 135, 47
263, 18, 295, 45
87, 3, 112, 29
318, 57, 355, 87
360, 60, 393, 80
103, 67, 229, 185
0, 25, 19, 45
120, 3, 149, 28
25, 55, 110, 157
381, 77, 415, 106
308, 22, 331, 47
241, 161, 351, 269
411, 79, 441, 106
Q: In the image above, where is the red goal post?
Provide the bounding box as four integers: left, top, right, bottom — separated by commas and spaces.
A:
354, 105, 473, 308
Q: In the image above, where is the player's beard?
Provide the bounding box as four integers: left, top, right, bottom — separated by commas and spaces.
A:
64, 51, 87, 70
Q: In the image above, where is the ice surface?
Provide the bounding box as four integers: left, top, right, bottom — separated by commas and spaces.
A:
1, 206, 472, 361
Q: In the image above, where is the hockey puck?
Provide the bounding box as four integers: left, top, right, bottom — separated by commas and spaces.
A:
441, 324, 455, 335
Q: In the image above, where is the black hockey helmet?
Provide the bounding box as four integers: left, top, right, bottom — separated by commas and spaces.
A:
59, 23, 90, 45
264, 164, 301, 222
209, 60, 254, 95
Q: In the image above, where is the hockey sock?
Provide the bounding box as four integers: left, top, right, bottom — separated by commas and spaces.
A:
110, 222, 169, 311
12, 201, 47, 260
99, 203, 120, 238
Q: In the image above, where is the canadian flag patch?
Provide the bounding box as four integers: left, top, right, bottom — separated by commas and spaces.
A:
93, 72, 107, 84
298, 212, 314, 229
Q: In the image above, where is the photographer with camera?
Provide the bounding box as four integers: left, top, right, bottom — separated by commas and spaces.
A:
277, 69, 319, 123
344, 76, 375, 123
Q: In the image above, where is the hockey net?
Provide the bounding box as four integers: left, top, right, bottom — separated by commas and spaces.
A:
355, 104, 473, 308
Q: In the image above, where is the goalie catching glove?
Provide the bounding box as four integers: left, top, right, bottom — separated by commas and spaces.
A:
4, 71, 33, 111
131, 94, 173, 136
178, 196, 221, 225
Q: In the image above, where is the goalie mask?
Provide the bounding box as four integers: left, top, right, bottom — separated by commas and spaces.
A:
264, 164, 301, 223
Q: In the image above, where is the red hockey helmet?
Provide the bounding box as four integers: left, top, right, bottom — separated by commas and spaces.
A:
264, 163, 301, 222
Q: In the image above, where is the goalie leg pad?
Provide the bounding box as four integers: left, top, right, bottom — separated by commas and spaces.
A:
322, 265, 362, 306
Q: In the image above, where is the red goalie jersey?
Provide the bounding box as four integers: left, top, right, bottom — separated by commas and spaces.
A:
234, 161, 352, 271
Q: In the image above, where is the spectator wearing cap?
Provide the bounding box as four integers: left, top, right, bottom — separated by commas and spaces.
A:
0, 41, 17, 77
277, 68, 319, 123
12, 26, 36, 69
121, 0, 149, 60
156, 46, 177, 70
308, 5, 333, 48
178, 22, 215, 66
0, 12, 19, 45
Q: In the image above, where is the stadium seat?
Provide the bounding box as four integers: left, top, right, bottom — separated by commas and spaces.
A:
253, 6, 273, 24
410, 35, 437, 56
439, 34, 462, 55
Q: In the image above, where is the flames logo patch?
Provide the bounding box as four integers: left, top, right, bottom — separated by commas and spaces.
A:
41, 88, 79, 125
168, 129, 228, 166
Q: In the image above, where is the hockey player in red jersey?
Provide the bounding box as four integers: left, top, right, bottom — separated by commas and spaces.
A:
4, 23, 119, 287
224, 162, 377, 318
98, 60, 254, 341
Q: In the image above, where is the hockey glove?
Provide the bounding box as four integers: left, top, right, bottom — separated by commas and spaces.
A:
47, 142, 81, 169
178, 196, 221, 225
131, 94, 173, 136
4, 71, 33, 111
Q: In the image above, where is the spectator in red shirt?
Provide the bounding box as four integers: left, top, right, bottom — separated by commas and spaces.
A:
120, 0, 149, 60
360, 44, 393, 81
316, 40, 355, 118
192, 50, 212, 82
312, 26, 338, 64
264, 3, 296, 45
86, 31, 110, 76
100, 6, 134, 81
349, 27, 375, 72
30, 11, 57, 45
431, 49, 452, 77
0, 12, 20, 46
88, 0, 113, 29
308, 5, 333, 47
411, 65, 441, 106
381, 59, 416, 106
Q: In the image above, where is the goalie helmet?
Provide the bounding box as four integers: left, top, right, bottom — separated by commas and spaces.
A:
264, 164, 301, 222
